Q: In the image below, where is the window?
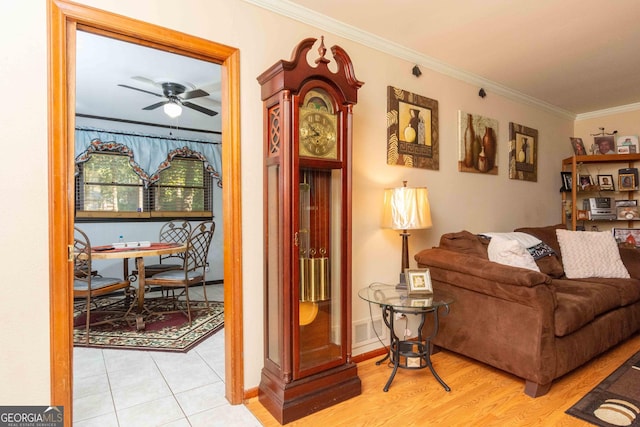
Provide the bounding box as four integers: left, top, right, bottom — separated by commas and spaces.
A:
151, 157, 212, 216
76, 153, 144, 216
76, 154, 212, 220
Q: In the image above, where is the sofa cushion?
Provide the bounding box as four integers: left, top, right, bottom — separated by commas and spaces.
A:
552, 279, 623, 336
556, 229, 630, 279
438, 230, 489, 258
572, 277, 640, 307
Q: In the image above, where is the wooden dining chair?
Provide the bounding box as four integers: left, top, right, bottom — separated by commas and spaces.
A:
73, 227, 135, 344
145, 220, 215, 325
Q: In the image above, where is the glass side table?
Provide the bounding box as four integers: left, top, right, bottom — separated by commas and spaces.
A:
358, 282, 454, 392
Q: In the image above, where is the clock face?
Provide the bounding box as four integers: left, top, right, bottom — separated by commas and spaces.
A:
299, 89, 338, 159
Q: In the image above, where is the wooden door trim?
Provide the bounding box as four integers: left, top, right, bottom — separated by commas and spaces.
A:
48, 1, 244, 422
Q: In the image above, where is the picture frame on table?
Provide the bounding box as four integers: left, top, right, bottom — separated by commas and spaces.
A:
561, 171, 572, 192
597, 174, 615, 191
405, 268, 433, 296
619, 173, 636, 191
410, 297, 434, 308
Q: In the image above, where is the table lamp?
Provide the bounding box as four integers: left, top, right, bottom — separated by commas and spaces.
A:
382, 181, 432, 289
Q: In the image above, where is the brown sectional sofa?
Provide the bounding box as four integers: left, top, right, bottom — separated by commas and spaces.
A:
414, 224, 640, 397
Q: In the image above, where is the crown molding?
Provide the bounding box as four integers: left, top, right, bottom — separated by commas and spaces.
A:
575, 102, 640, 121
244, 0, 576, 120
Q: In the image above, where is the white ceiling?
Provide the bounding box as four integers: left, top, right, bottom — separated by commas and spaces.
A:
75, 31, 221, 133
272, 0, 640, 117
76, 1, 640, 129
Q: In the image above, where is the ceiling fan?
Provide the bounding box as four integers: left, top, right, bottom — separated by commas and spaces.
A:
118, 79, 218, 117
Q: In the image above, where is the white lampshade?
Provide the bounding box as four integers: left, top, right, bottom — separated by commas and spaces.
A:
382, 185, 432, 230
163, 101, 182, 118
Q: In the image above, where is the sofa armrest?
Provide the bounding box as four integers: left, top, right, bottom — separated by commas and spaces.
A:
415, 248, 554, 307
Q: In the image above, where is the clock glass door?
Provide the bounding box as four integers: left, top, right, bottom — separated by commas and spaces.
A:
297, 167, 343, 376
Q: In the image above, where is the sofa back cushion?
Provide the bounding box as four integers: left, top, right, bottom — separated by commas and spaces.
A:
438, 230, 489, 258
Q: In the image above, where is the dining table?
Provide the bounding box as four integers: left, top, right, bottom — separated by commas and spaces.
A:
91, 242, 187, 328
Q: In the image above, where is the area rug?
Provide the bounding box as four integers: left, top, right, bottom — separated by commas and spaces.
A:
566, 351, 640, 426
73, 297, 224, 352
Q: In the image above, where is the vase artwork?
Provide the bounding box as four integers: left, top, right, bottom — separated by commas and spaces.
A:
458, 111, 499, 175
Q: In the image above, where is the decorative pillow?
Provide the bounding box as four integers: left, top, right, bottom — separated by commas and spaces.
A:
514, 224, 565, 256
527, 241, 556, 260
556, 229, 630, 279
487, 236, 540, 272
481, 232, 542, 249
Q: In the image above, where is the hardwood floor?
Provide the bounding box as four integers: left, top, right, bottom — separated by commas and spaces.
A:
246, 333, 640, 426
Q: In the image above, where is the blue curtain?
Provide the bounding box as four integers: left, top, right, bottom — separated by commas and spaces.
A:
75, 127, 222, 187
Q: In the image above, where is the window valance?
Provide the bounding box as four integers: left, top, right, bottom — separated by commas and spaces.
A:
75, 127, 222, 187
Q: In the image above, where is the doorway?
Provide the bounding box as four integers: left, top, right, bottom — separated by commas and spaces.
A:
48, 0, 243, 419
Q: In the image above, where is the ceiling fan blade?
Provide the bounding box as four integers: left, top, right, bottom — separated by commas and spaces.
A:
131, 76, 159, 87
182, 102, 218, 116
180, 89, 210, 100
143, 100, 169, 110
118, 84, 164, 97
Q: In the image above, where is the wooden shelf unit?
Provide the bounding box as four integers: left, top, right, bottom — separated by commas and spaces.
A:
562, 153, 640, 230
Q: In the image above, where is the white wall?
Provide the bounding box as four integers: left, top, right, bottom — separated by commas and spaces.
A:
3, 0, 577, 404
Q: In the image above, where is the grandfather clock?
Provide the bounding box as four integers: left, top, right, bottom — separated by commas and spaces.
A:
257, 36, 364, 424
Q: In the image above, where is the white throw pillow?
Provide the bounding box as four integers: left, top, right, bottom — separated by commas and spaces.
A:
481, 232, 542, 249
556, 229, 630, 279
487, 236, 540, 272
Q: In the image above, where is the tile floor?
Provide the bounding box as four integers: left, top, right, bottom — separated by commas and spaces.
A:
73, 284, 262, 426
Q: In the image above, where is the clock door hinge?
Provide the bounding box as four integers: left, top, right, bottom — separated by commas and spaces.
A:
68, 245, 74, 262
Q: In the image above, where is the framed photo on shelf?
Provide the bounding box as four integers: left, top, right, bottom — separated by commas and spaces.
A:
615, 199, 638, 207
570, 137, 587, 155
576, 210, 590, 221
594, 136, 616, 155
405, 268, 432, 295
561, 172, 572, 192
613, 228, 640, 246
619, 173, 636, 191
597, 174, 615, 191
617, 206, 640, 220
579, 174, 594, 189
616, 135, 639, 154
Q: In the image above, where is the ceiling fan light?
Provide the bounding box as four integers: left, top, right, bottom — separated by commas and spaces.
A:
163, 102, 182, 118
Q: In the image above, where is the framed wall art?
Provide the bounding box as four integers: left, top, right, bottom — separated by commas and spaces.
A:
458, 111, 499, 175
509, 122, 538, 182
386, 86, 439, 170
